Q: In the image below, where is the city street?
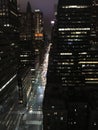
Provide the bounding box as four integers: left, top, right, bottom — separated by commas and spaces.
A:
17, 46, 50, 130
0, 44, 50, 130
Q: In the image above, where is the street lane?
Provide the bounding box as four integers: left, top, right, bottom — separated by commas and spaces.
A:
0, 44, 50, 130
18, 44, 50, 130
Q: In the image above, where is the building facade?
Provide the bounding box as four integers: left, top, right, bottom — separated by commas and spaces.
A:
18, 2, 35, 105
0, 0, 19, 42
33, 9, 45, 67
43, 0, 98, 130
0, 0, 19, 110
34, 9, 44, 41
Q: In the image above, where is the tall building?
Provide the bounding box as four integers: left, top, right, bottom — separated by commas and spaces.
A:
33, 9, 45, 66
79, 50, 98, 88
19, 2, 35, 68
49, 0, 92, 93
34, 9, 44, 41
0, 0, 19, 42
43, 0, 98, 130
0, 0, 19, 110
19, 2, 34, 41
91, 0, 98, 49
18, 2, 35, 105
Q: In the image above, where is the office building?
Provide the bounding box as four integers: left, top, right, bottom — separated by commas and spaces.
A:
49, 0, 92, 91
33, 9, 45, 67
19, 2, 34, 41
18, 2, 35, 104
34, 9, 44, 41
0, 0, 19, 42
91, 0, 98, 49
0, 0, 19, 110
19, 2, 35, 67
43, 0, 98, 130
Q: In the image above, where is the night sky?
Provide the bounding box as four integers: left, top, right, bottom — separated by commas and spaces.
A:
18, 0, 58, 38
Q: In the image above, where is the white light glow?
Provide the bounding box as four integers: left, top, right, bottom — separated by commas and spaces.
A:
59, 28, 90, 31
60, 53, 72, 55
35, 9, 40, 12
0, 74, 16, 92
62, 5, 88, 9
79, 61, 98, 64
79, 52, 87, 55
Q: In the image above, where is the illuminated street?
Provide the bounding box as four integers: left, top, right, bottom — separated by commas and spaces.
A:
17, 46, 50, 130
0, 45, 50, 130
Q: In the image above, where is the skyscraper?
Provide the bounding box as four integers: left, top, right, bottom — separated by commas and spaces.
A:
0, 0, 19, 42
19, 2, 34, 41
91, 0, 98, 49
34, 9, 44, 41
18, 2, 35, 105
33, 9, 45, 66
0, 0, 19, 111
43, 0, 98, 130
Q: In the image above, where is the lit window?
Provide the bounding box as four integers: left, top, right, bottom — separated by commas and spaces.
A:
60, 117, 63, 120
85, 78, 98, 81
79, 52, 87, 54
4, 24, 10, 27
71, 31, 87, 34
51, 106, 55, 109
0, 12, 5, 16
79, 61, 98, 64
62, 62, 74, 65
82, 64, 85, 68
60, 53, 72, 55
20, 55, 28, 57
74, 122, 77, 124
62, 5, 88, 9
74, 109, 77, 112
35, 9, 40, 12
58, 28, 90, 31
94, 122, 97, 126
54, 112, 57, 115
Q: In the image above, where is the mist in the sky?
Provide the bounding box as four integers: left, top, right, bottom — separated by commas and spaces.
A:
17, 0, 58, 38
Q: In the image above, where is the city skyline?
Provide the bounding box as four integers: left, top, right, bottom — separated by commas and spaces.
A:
18, 0, 58, 37
0, 0, 98, 129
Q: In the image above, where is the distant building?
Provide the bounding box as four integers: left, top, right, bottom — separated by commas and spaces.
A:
18, 2, 35, 67
18, 2, 35, 105
33, 9, 45, 67
19, 2, 34, 41
34, 9, 44, 41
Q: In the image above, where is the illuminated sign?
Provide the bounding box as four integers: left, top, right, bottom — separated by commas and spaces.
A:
35, 33, 43, 37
